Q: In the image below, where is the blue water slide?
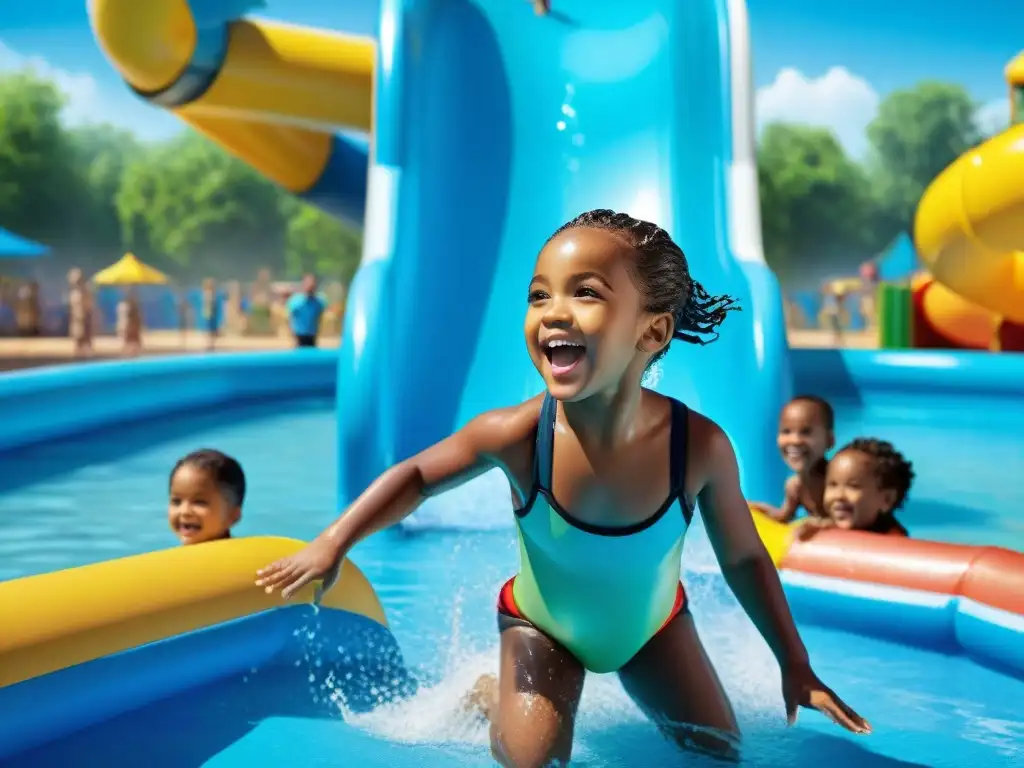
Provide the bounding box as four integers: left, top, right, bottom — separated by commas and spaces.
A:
338, 0, 790, 506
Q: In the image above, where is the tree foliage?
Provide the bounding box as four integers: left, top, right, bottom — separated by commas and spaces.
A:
0, 69, 364, 284
0, 67, 988, 291
757, 124, 876, 286
757, 81, 983, 285
116, 133, 288, 279
284, 202, 362, 284
865, 81, 981, 239
0, 71, 79, 245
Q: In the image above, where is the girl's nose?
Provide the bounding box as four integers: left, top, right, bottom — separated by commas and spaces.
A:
542, 297, 573, 326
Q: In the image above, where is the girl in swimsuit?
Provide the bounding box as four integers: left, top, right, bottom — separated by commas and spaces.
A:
256, 210, 870, 765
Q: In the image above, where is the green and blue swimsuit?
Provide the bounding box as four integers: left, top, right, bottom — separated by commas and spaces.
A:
497, 393, 693, 673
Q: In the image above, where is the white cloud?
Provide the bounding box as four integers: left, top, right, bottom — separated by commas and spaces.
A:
0, 40, 100, 125
976, 96, 1010, 137
756, 66, 879, 158
0, 39, 181, 142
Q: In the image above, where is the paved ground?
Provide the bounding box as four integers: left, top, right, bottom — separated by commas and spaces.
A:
787, 328, 878, 350
0, 328, 875, 373
0, 332, 340, 372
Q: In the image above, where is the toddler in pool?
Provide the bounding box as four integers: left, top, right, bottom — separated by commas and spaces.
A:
819, 438, 912, 537
757, 395, 835, 523
168, 449, 246, 545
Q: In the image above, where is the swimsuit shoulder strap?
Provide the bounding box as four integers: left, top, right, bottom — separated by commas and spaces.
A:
668, 398, 693, 523
535, 392, 557, 492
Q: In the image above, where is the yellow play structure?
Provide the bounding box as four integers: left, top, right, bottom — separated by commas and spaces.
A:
910, 51, 1024, 351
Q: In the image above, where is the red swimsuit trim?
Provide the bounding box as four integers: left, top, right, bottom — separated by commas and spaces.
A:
497, 577, 687, 633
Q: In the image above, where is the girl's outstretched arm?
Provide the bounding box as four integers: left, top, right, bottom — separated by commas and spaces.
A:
695, 420, 870, 733
695, 423, 809, 672
256, 399, 541, 599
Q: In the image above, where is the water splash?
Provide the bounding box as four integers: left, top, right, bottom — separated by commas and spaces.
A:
557, 83, 585, 175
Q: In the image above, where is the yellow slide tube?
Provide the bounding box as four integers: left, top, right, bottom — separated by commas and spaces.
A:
913, 123, 1024, 324
89, 0, 373, 194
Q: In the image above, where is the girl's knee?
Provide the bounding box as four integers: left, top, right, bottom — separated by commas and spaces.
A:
664, 721, 741, 763
489, 693, 570, 768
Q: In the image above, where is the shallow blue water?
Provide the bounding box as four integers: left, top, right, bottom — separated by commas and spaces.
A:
1, 397, 1023, 766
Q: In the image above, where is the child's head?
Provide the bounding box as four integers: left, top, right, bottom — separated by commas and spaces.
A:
777, 395, 835, 474
525, 209, 740, 400
168, 449, 245, 545
824, 438, 914, 530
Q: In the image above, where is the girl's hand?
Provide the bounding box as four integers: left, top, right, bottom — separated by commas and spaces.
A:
255, 535, 343, 601
782, 663, 871, 734
796, 517, 835, 541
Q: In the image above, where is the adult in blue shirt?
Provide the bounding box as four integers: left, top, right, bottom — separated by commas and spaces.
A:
286, 274, 328, 348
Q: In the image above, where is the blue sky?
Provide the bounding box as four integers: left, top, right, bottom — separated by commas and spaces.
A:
1, 0, 1020, 156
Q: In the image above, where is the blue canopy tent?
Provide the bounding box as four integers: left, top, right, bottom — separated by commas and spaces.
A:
0, 227, 49, 259
874, 231, 919, 282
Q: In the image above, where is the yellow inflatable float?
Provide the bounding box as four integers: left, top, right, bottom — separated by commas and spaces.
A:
0, 537, 411, 762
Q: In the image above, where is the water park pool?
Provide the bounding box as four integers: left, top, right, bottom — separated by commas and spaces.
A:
7, 0, 1023, 764
2, 393, 1023, 767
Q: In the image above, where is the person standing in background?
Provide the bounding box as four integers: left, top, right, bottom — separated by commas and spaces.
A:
117, 287, 143, 357
177, 288, 191, 348
286, 274, 327, 348
15, 281, 41, 337
858, 261, 880, 331
201, 278, 221, 352
67, 268, 94, 358
819, 284, 848, 348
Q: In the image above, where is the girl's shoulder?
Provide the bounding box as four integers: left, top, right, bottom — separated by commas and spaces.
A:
460, 394, 545, 456
662, 401, 738, 489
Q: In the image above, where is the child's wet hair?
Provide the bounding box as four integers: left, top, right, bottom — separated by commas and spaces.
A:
838, 438, 914, 510
170, 449, 247, 507
548, 209, 741, 360
789, 394, 835, 431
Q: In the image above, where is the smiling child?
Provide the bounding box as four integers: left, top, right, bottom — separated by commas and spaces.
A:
168, 449, 246, 545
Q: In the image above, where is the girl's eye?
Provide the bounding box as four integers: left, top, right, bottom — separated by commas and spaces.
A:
527, 290, 548, 303
576, 286, 601, 299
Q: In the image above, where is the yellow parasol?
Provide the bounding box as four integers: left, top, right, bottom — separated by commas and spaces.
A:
92, 253, 169, 285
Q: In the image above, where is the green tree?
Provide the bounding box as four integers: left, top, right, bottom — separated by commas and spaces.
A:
283, 201, 362, 283
63, 124, 145, 269
116, 131, 288, 280
757, 123, 876, 287
0, 70, 80, 246
865, 81, 981, 241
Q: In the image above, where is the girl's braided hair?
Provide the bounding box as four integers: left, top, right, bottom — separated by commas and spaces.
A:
548, 209, 740, 362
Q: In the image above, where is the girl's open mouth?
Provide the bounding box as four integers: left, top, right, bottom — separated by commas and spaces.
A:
829, 501, 854, 525
544, 339, 586, 377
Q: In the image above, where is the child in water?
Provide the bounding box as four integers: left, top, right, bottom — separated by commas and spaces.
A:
256, 210, 870, 764
168, 449, 246, 545
821, 438, 912, 537
762, 395, 835, 523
